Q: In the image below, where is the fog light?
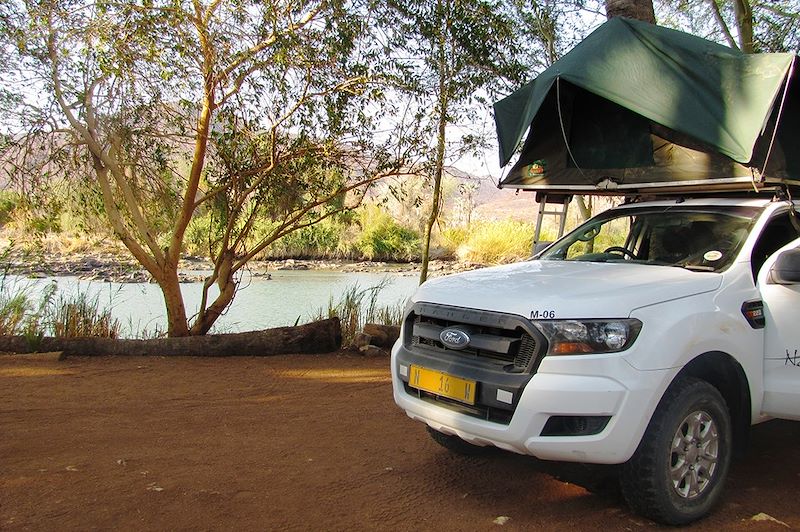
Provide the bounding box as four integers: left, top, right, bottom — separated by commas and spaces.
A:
540, 415, 611, 436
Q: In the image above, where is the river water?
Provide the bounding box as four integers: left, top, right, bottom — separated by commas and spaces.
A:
12, 270, 421, 337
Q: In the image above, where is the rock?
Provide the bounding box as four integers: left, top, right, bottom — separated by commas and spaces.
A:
750, 513, 789, 527
493, 516, 511, 526
363, 324, 400, 348
358, 345, 387, 357
354, 332, 373, 349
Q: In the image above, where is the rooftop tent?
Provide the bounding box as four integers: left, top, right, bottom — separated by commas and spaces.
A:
494, 17, 799, 194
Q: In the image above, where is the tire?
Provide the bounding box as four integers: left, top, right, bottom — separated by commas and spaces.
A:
621, 377, 732, 525
426, 426, 494, 456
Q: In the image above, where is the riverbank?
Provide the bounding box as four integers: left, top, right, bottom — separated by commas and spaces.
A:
7, 249, 486, 284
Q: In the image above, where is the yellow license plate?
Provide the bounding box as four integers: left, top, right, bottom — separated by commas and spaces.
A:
409, 365, 477, 405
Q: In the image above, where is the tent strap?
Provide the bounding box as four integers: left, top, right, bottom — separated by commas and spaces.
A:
556, 76, 586, 179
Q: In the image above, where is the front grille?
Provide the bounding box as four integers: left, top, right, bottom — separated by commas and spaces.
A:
406, 303, 545, 373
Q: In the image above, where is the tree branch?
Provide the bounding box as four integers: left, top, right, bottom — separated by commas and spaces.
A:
707, 0, 739, 50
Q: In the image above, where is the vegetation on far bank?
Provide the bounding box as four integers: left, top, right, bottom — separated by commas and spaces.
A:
0, 186, 578, 267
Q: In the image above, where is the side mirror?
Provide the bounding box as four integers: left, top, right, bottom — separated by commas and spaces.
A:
769, 248, 800, 285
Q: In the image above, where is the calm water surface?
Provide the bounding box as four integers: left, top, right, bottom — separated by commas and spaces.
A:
17, 270, 421, 337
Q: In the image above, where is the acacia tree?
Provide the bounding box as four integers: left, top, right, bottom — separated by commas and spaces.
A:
605, 0, 655, 23
0, 0, 412, 336
389, 0, 528, 284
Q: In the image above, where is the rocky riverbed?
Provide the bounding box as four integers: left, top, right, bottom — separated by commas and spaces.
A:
6, 250, 484, 283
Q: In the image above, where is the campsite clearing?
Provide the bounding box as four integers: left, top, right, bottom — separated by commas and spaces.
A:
1, 352, 798, 530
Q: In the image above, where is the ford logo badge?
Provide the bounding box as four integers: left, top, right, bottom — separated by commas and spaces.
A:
440, 328, 470, 350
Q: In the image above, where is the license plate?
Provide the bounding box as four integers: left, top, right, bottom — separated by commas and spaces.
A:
409, 365, 476, 405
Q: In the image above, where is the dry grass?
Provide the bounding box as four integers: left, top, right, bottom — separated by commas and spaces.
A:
0, 277, 120, 339
312, 280, 404, 347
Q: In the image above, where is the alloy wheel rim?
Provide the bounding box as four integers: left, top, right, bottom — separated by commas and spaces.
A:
669, 410, 719, 499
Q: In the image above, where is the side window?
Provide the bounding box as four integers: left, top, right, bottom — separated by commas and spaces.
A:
751, 212, 800, 280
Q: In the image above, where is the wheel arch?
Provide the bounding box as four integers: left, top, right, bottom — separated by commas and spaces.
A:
672, 351, 751, 457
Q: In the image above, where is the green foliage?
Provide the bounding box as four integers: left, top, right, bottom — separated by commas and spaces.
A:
312, 280, 405, 347
184, 211, 215, 257
662, 0, 799, 53
1, 0, 412, 336
0, 191, 19, 226
355, 206, 420, 262
259, 220, 347, 260
456, 220, 536, 264
0, 245, 50, 338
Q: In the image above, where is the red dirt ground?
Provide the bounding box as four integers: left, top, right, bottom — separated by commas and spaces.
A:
1, 352, 798, 531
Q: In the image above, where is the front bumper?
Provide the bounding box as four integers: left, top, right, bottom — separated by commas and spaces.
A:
392, 340, 675, 464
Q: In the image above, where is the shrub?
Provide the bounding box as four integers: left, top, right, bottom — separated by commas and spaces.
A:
184, 211, 216, 256
457, 220, 537, 264
435, 227, 468, 259
259, 219, 347, 259
0, 191, 19, 226
0, 275, 49, 339
355, 206, 420, 262
0, 273, 120, 339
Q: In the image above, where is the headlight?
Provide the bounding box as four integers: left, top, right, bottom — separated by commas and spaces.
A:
534, 319, 642, 355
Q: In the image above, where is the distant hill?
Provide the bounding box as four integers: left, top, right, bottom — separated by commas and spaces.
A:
440, 168, 539, 223
367, 166, 547, 228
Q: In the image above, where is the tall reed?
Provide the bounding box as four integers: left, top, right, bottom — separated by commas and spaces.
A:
312, 279, 405, 347
46, 289, 121, 338
0, 275, 121, 339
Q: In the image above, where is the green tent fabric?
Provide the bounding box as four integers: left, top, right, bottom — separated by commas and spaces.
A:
494, 17, 798, 193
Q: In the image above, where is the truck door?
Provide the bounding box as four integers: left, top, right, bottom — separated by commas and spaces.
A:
759, 235, 800, 420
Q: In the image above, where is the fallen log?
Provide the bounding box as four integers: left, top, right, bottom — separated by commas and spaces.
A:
0, 318, 342, 357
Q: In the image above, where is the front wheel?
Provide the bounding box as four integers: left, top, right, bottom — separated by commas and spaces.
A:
621, 377, 732, 525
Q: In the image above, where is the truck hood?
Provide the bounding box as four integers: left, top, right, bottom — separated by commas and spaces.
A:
413, 260, 722, 319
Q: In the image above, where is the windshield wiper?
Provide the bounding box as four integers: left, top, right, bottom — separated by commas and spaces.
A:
677, 264, 716, 272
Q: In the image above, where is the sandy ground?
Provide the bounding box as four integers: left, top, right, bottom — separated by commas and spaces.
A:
1, 352, 798, 531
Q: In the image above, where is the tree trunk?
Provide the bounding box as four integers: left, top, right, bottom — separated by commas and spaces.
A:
157, 268, 191, 337
420, 0, 450, 285
733, 0, 754, 53
604, 0, 655, 24
0, 318, 342, 357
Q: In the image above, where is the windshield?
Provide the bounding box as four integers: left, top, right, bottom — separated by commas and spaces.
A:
538, 205, 759, 272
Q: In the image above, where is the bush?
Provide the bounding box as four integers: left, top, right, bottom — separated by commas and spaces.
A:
0, 191, 19, 226
0, 276, 48, 339
355, 206, 420, 262
0, 275, 120, 339
184, 211, 215, 256
457, 220, 538, 264
435, 227, 468, 259
259, 219, 347, 260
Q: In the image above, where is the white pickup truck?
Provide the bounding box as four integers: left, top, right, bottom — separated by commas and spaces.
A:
391, 194, 800, 524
